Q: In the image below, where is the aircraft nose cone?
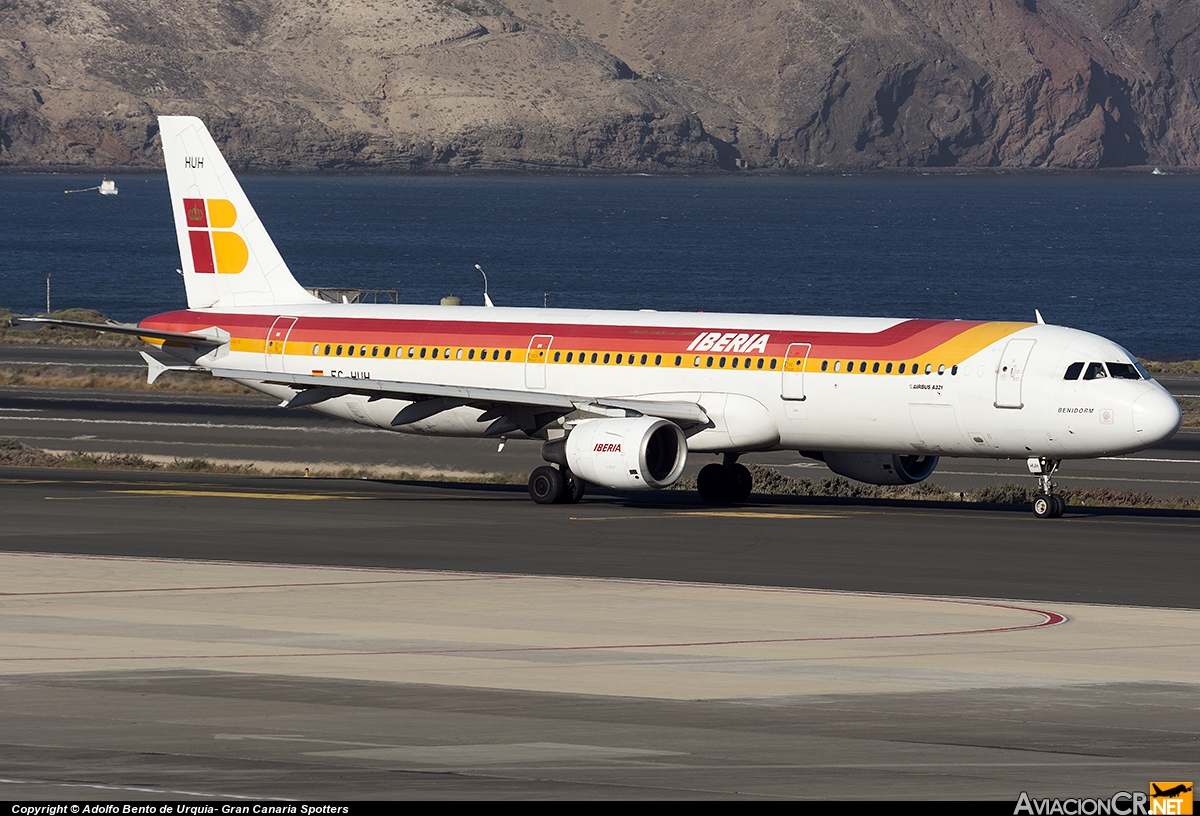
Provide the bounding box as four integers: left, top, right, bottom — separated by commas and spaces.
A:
1133, 388, 1182, 446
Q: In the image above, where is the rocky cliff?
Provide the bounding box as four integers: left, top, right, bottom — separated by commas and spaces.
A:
1, 0, 1197, 172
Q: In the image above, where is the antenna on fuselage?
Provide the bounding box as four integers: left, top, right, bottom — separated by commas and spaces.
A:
475, 264, 495, 308
1035, 309, 1046, 325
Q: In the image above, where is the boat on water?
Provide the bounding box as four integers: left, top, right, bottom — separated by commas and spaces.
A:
64, 179, 119, 195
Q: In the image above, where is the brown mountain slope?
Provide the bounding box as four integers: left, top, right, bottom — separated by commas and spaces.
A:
1, 0, 1197, 171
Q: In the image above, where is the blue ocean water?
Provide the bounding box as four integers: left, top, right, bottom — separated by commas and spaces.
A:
1, 172, 1197, 358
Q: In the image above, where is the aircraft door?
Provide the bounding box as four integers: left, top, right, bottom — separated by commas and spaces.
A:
265, 316, 298, 373
525, 334, 553, 389
781, 343, 812, 401
995, 338, 1036, 409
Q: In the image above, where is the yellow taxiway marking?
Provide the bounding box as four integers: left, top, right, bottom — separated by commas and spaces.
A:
572, 511, 846, 521
105, 489, 363, 501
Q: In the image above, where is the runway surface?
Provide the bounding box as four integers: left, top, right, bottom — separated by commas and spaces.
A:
0, 471, 1197, 799
2, 345, 1198, 799
1, 361, 1198, 497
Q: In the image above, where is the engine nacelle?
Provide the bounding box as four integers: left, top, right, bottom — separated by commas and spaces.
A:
562, 416, 688, 490
821, 452, 939, 486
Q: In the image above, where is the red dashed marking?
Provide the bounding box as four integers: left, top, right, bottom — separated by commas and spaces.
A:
0, 551, 1068, 664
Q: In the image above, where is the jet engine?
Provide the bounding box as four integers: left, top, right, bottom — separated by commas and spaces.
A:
820, 452, 939, 486
553, 416, 688, 490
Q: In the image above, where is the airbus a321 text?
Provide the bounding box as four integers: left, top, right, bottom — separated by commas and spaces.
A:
22, 116, 1182, 518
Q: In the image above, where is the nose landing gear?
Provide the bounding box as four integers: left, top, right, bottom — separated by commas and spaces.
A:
1028, 457, 1066, 519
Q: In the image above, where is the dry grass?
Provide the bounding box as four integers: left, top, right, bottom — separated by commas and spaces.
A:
1, 308, 145, 346
672, 463, 1200, 510
0, 364, 257, 394
1, 440, 1194, 508
1141, 359, 1200, 376
0, 438, 523, 483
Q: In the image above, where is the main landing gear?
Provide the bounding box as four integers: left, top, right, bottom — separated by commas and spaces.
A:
1029, 456, 1066, 519
697, 454, 753, 504
528, 465, 586, 505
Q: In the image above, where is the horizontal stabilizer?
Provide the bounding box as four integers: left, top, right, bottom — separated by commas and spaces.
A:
140, 351, 205, 384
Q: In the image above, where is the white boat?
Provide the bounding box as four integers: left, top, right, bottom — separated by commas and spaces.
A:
99, 178, 118, 195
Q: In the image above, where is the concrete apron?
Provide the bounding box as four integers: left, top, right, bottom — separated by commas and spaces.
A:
1, 551, 1197, 700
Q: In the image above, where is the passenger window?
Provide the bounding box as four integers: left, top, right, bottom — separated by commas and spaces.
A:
847, 361, 854, 372
641, 354, 648, 365
756, 358, 764, 370
1107, 362, 1141, 380
603, 353, 610, 364
770, 359, 777, 370
615, 353, 623, 364
950, 365, 957, 375
312, 344, 319, 355
407, 347, 415, 358
372, 346, 379, 357
694, 356, 702, 367
859, 362, 867, 373
337, 345, 344, 356
566, 351, 573, 362
937, 364, 945, 375
719, 357, 726, 368
1064, 362, 1084, 380
552, 351, 559, 362
590, 352, 598, 363
384, 347, 391, 357
821, 360, 829, 372
731, 357, 739, 368
493, 350, 500, 360
505, 350, 512, 361
898, 363, 905, 374
675, 355, 682, 366
431, 348, 438, 359
886, 362, 893, 373
834, 361, 842, 372
456, 348, 463, 360
324, 344, 332, 356
872, 362, 880, 373
348, 345, 355, 356
655, 355, 662, 366
924, 363, 932, 375
706, 356, 714, 368
1083, 362, 1107, 380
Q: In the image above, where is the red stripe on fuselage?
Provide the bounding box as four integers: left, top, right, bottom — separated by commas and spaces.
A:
138, 311, 989, 357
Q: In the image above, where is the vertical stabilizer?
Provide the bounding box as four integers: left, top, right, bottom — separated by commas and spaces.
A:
159, 116, 318, 310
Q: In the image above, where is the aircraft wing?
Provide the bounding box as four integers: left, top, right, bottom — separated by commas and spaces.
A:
14, 317, 226, 349
210, 367, 710, 435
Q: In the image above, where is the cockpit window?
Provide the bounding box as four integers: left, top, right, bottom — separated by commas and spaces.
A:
1064, 362, 1084, 380
1106, 362, 1142, 380
1082, 362, 1107, 380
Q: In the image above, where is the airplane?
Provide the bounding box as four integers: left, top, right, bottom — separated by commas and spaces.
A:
1152, 785, 1193, 798
21, 116, 1183, 518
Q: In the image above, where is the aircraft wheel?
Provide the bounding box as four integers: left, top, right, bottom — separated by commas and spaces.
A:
1051, 495, 1066, 518
560, 471, 586, 504
697, 463, 734, 503
730, 463, 753, 503
529, 466, 564, 504
1032, 493, 1055, 519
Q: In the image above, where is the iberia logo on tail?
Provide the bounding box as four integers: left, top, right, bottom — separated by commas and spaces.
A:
184, 198, 248, 274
